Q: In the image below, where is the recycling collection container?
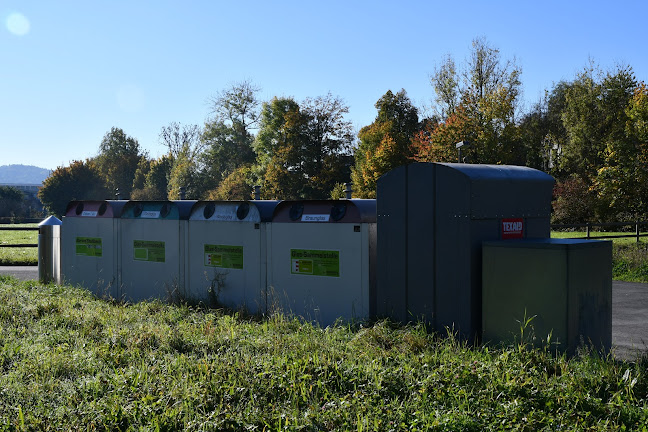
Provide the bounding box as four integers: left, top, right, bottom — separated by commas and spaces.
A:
267, 200, 376, 326
482, 238, 612, 353
119, 200, 195, 302
61, 200, 126, 296
376, 162, 555, 339
186, 200, 278, 313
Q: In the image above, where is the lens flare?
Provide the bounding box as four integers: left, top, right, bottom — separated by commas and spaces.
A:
6, 12, 30, 36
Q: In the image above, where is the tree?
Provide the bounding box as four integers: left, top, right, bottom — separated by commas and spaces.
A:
201, 81, 260, 195
38, 160, 108, 217
0, 186, 26, 218
351, 89, 420, 198
159, 122, 203, 159
418, 37, 523, 165
207, 166, 253, 201
130, 155, 173, 200
593, 76, 648, 221
160, 122, 206, 199
258, 94, 354, 199
94, 127, 146, 198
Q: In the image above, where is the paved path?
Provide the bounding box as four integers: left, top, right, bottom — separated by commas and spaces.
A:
612, 281, 648, 360
1, 265, 647, 359
0, 265, 38, 281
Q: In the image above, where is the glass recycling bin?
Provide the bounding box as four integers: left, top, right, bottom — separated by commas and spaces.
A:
61, 200, 126, 297
267, 200, 376, 326
119, 200, 195, 302
186, 200, 278, 313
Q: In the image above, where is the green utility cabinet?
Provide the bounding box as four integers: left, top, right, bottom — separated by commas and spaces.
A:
187, 200, 278, 313
482, 238, 612, 353
119, 201, 195, 302
267, 200, 376, 326
376, 163, 555, 339
61, 200, 126, 297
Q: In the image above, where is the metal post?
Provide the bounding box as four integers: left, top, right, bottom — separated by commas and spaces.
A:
636, 221, 640, 243
38, 216, 62, 284
180, 187, 186, 200
344, 182, 353, 199
254, 185, 261, 200
586, 223, 591, 239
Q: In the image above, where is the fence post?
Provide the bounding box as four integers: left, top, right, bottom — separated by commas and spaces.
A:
637, 221, 640, 243
38, 216, 62, 284
586, 223, 591, 239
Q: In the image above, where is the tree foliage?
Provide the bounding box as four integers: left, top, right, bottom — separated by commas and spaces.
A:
94, 127, 146, 199
38, 160, 108, 217
351, 90, 419, 198
257, 94, 354, 199
416, 37, 523, 165
0, 186, 27, 218
202, 82, 260, 196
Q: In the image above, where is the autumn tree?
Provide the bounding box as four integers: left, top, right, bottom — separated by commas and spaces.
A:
94, 127, 146, 199
351, 89, 419, 198
257, 94, 354, 199
416, 37, 523, 165
130, 155, 174, 200
38, 160, 108, 217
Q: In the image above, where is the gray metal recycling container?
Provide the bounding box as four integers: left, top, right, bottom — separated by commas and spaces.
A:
61, 201, 126, 296
119, 200, 195, 302
267, 199, 376, 326
482, 238, 612, 354
376, 162, 555, 339
187, 200, 278, 313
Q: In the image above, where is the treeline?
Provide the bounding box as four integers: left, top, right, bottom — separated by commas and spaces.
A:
39, 38, 648, 223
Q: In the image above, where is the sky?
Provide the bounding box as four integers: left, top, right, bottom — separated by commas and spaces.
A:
2, 0, 648, 171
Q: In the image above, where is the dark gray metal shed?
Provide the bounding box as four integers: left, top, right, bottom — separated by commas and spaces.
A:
376, 162, 555, 339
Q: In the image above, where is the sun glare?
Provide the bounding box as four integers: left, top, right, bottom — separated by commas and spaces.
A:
6, 12, 30, 36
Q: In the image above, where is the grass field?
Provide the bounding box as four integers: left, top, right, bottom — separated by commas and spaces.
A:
0, 224, 38, 266
551, 231, 648, 283
0, 275, 647, 430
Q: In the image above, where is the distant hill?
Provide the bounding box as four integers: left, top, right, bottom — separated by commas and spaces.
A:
0, 164, 51, 184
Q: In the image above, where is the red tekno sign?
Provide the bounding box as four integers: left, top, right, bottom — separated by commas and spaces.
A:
501, 218, 524, 239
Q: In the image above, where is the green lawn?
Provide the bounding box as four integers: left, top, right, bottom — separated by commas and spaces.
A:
0, 275, 646, 430
0, 224, 38, 265
551, 231, 648, 282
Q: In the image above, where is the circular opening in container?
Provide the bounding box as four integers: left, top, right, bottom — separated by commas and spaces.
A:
133, 204, 143, 217
98, 202, 107, 216
331, 202, 347, 221
203, 203, 215, 219
160, 203, 171, 218
289, 203, 304, 221
75, 203, 84, 215
236, 202, 250, 220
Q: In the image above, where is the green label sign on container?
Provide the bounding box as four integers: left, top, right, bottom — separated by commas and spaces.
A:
75, 237, 102, 257
133, 240, 165, 262
204, 244, 244, 269
290, 249, 339, 277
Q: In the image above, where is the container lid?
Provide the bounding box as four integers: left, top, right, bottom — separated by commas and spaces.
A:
272, 199, 376, 223
483, 238, 612, 250
121, 200, 197, 220
64, 200, 128, 218
190, 200, 279, 222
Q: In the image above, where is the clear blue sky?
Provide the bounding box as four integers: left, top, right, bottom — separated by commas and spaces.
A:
2, 0, 647, 171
